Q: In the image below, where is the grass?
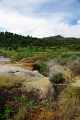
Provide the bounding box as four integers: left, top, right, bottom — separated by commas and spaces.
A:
0, 76, 21, 89
37, 60, 49, 76
55, 52, 80, 67
1, 104, 14, 119
0, 49, 17, 58
42, 100, 57, 109
63, 86, 80, 97
57, 85, 80, 120
0, 96, 37, 120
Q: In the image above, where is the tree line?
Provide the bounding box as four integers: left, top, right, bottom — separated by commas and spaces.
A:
0, 31, 80, 51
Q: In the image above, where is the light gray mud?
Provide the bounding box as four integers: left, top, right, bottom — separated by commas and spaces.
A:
0, 56, 11, 63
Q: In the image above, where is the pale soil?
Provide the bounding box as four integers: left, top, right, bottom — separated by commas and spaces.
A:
0, 56, 11, 63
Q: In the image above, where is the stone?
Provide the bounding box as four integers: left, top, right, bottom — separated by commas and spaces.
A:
0, 65, 54, 103
0, 64, 43, 82
22, 77, 54, 102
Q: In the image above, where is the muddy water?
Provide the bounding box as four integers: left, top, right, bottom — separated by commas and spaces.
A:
0, 56, 11, 63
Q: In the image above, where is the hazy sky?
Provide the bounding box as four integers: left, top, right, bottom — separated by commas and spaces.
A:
0, 0, 80, 38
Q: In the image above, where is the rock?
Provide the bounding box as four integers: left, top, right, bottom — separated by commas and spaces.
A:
0, 65, 54, 103
0, 64, 43, 82
22, 77, 54, 102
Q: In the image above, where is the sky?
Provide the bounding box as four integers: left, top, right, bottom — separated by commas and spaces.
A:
0, 0, 80, 38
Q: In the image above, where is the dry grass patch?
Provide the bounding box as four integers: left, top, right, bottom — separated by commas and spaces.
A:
0, 76, 21, 89
57, 86, 80, 120
54, 64, 77, 82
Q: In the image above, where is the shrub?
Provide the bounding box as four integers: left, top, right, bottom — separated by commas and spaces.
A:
2, 104, 13, 119
0, 96, 36, 120
50, 73, 63, 84
38, 60, 49, 76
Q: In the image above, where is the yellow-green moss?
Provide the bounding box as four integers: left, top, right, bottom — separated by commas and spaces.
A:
0, 76, 21, 89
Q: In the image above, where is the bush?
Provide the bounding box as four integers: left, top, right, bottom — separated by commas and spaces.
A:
50, 73, 63, 84
38, 60, 49, 76
0, 96, 36, 120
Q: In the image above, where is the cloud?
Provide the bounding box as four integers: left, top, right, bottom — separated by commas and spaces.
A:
0, 0, 48, 15
52, 22, 80, 38
0, 0, 80, 38
0, 8, 52, 37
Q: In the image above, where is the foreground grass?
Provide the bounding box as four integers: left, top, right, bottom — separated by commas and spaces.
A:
57, 86, 80, 120
0, 85, 80, 120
